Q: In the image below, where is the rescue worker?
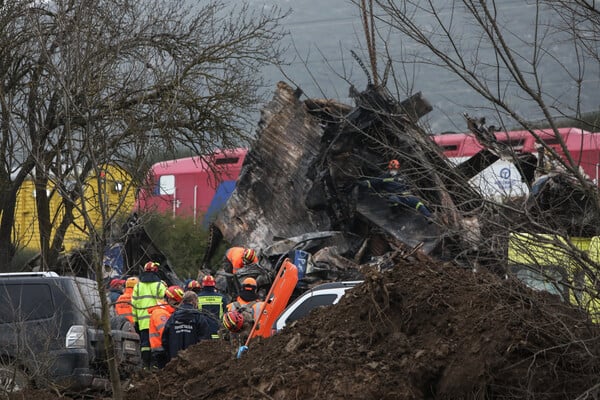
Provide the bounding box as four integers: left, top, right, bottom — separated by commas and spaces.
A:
197, 275, 227, 339
223, 247, 258, 274
186, 279, 202, 294
226, 277, 264, 341
162, 291, 211, 362
132, 261, 166, 369
359, 159, 433, 220
115, 276, 139, 324
108, 278, 126, 305
148, 285, 184, 369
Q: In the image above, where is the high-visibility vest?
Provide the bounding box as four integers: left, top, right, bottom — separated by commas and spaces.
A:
198, 294, 226, 339
148, 303, 175, 351
197, 294, 225, 319
115, 288, 134, 323
132, 280, 166, 330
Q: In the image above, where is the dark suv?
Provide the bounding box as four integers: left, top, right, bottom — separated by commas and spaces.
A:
0, 272, 141, 392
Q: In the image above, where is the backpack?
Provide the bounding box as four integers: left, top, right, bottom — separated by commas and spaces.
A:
231, 300, 259, 327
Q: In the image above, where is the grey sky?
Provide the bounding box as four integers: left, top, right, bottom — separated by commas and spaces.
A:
255, 0, 600, 133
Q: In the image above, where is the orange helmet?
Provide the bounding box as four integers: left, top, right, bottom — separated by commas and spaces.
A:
223, 310, 244, 333
388, 159, 400, 170
242, 248, 256, 264
186, 280, 201, 291
241, 277, 257, 291
144, 261, 159, 272
165, 285, 184, 303
125, 277, 139, 288
201, 275, 216, 287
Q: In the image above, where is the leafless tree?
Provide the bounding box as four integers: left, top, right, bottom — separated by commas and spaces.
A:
351, 2, 594, 235
0, 0, 286, 396
314, 4, 600, 393
0, 0, 286, 270
343, 4, 600, 392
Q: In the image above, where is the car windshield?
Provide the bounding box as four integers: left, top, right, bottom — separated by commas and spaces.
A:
513, 265, 566, 300
285, 293, 339, 324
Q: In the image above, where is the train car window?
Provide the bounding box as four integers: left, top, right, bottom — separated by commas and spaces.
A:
158, 175, 175, 195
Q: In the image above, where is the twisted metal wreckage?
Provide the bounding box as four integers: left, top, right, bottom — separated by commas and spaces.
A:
202, 81, 494, 297
48, 81, 597, 300
205, 81, 600, 297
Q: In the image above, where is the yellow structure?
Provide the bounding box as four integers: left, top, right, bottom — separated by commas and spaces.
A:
508, 233, 600, 323
13, 165, 135, 252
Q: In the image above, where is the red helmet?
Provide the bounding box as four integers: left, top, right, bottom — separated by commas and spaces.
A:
201, 275, 216, 287
186, 280, 202, 291
241, 277, 257, 291
223, 310, 244, 333
144, 261, 159, 272
388, 159, 400, 170
242, 248, 256, 264
165, 285, 184, 303
109, 278, 126, 289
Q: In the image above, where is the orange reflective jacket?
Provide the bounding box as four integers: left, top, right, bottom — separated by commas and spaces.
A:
148, 303, 176, 351
115, 288, 134, 323
226, 247, 258, 274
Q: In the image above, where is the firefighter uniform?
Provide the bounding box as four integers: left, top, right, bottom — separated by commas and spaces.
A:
148, 302, 176, 369
132, 271, 166, 368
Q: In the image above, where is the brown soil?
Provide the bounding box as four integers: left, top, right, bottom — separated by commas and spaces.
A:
11, 257, 600, 399
123, 257, 600, 400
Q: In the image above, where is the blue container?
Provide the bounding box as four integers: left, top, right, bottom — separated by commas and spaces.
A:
293, 250, 309, 283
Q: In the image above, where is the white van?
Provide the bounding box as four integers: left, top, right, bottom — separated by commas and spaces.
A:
273, 281, 362, 333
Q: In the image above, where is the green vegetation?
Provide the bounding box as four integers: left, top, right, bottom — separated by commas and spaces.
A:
144, 213, 229, 280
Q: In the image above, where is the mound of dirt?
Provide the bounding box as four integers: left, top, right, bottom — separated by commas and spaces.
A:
127, 258, 600, 400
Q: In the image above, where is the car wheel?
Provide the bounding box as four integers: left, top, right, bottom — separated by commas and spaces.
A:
0, 365, 29, 393
111, 315, 134, 332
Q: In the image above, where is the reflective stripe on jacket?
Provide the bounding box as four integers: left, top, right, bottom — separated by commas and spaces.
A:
132, 277, 166, 330
197, 292, 227, 339
197, 294, 226, 320
115, 288, 134, 323
148, 303, 175, 351
365, 172, 411, 195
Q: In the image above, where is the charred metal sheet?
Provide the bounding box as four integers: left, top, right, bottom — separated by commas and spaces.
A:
214, 82, 331, 249
355, 193, 441, 254
214, 81, 483, 260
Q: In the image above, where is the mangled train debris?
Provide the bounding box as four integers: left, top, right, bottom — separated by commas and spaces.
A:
206, 81, 600, 303
37, 79, 600, 311
204, 82, 494, 296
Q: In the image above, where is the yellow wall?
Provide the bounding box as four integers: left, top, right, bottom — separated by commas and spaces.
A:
508, 233, 600, 323
13, 165, 135, 252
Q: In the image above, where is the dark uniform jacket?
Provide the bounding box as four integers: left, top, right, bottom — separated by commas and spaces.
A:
161, 303, 211, 361
364, 171, 411, 195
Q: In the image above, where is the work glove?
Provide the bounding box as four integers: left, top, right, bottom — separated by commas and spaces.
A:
237, 345, 248, 359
